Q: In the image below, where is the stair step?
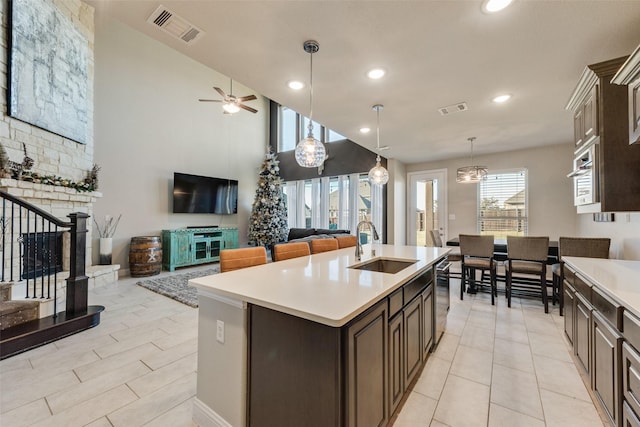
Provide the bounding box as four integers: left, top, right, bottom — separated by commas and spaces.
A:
0, 300, 40, 330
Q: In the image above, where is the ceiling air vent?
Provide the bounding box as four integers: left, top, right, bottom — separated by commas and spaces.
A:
147, 5, 204, 45
438, 102, 469, 116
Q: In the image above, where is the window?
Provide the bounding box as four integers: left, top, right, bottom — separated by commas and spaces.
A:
478, 169, 527, 238
284, 173, 382, 240
279, 107, 298, 152
276, 104, 346, 152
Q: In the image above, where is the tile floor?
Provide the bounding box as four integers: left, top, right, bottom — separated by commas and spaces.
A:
0, 266, 607, 427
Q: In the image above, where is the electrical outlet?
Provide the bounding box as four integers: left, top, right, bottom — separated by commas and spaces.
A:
216, 320, 225, 344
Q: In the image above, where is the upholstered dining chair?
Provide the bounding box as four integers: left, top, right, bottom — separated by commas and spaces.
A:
336, 235, 358, 249
459, 234, 497, 304
273, 241, 311, 261
505, 236, 550, 313
310, 238, 339, 254
552, 237, 610, 315
429, 230, 462, 280
220, 247, 268, 273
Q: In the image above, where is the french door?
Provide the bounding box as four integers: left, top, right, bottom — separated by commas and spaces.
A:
407, 169, 448, 246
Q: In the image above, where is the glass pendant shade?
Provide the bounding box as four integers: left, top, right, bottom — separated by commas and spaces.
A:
369, 155, 389, 185
456, 136, 487, 183
296, 40, 326, 169
456, 165, 488, 183
295, 134, 326, 168
368, 104, 389, 186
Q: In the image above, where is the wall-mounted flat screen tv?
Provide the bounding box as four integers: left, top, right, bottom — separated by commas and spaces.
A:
173, 172, 238, 214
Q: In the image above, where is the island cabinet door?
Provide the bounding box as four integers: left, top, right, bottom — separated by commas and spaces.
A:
422, 284, 434, 360
388, 312, 404, 415
346, 299, 388, 427
404, 295, 423, 388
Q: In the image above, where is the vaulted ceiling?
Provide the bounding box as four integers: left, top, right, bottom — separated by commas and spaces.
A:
88, 0, 640, 164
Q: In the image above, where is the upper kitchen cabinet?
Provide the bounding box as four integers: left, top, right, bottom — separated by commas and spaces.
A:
566, 56, 640, 213
611, 44, 640, 146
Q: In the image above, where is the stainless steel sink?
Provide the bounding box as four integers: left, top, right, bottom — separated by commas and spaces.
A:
349, 258, 417, 274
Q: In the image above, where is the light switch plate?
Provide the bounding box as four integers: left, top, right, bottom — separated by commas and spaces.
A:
216, 320, 224, 344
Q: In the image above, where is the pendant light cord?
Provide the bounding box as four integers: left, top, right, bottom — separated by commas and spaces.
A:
307, 50, 314, 137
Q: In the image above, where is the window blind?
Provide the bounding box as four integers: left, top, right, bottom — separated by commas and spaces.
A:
478, 169, 528, 237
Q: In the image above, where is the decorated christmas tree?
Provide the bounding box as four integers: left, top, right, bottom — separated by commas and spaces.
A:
248, 150, 288, 247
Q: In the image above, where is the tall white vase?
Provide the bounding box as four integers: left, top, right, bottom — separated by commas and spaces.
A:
99, 237, 113, 265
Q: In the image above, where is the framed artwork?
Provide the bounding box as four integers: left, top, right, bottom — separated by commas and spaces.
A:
8, 0, 89, 144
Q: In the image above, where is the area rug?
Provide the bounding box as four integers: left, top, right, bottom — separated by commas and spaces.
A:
136, 267, 219, 308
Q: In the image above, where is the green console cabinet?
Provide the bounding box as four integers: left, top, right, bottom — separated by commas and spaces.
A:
162, 227, 239, 271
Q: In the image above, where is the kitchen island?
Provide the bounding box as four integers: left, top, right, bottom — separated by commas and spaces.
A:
190, 244, 449, 427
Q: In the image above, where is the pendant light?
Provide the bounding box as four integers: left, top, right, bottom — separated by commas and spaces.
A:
368, 104, 389, 186
456, 137, 488, 183
295, 40, 326, 168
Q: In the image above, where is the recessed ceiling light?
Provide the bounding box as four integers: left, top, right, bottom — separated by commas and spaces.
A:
367, 68, 386, 79
492, 94, 512, 103
287, 80, 304, 90
482, 0, 513, 13
360, 127, 371, 134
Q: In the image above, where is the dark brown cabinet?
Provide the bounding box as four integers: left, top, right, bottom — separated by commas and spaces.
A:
592, 310, 622, 426
564, 282, 576, 344
575, 292, 592, 375
623, 312, 640, 426
403, 295, 422, 387
566, 56, 640, 212
346, 300, 388, 427
248, 265, 438, 427
612, 44, 640, 146
422, 285, 434, 360
573, 85, 599, 150
388, 312, 404, 415
564, 263, 629, 427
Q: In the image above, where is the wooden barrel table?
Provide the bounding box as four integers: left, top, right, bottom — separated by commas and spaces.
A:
129, 236, 162, 277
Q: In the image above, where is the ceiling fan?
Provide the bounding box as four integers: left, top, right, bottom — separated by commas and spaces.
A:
199, 79, 258, 114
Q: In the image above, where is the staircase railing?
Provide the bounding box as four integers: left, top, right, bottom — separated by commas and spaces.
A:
0, 189, 89, 318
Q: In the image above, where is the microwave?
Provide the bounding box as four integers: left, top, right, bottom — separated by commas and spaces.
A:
567, 143, 599, 206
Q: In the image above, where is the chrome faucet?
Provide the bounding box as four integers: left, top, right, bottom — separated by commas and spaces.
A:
355, 221, 380, 261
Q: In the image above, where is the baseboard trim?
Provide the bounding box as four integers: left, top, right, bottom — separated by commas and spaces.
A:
192, 398, 233, 427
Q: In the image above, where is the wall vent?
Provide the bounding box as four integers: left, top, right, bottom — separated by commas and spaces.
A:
438, 102, 469, 116
147, 5, 204, 45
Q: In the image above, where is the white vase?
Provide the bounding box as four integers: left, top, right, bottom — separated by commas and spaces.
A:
99, 237, 113, 265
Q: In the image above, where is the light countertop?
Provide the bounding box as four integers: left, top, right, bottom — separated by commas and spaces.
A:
563, 257, 640, 317
190, 244, 449, 327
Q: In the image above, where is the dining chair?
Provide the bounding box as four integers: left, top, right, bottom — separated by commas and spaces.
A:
220, 247, 268, 273
335, 235, 358, 249
552, 237, 610, 315
310, 238, 339, 254
430, 230, 462, 280
459, 234, 497, 304
505, 236, 550, 313
273, 241, 311, 261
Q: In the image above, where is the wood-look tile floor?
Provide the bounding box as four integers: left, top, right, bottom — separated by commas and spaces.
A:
0, 267, 606, 426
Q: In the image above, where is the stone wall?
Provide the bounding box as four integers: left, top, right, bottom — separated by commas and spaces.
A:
0, 0, 95, 188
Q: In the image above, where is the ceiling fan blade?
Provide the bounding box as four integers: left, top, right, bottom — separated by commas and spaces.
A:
199, 99, 223, 102
214, 87, 228, 99
237, 94, 257, 102
239, 104, 258, 114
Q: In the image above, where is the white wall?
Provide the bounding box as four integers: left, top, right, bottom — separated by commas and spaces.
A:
406, 143, 577, 243
387, 159, 406, 245
577, 213, 640, 260
93, 16, 268, 271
